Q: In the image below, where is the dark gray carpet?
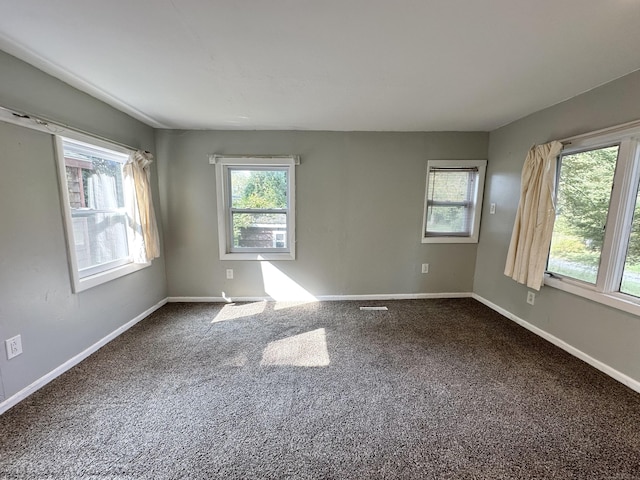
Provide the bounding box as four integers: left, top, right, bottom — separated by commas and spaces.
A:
1, 298, 639, 479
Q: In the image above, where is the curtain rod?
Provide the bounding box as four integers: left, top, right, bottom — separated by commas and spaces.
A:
0, 105, 146, 153
560, 118, 640, 146
208, 154, 301, 165
429, 166, 479, 172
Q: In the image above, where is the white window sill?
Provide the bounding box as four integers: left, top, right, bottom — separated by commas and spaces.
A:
422, 236, 479, 244
544, 274, 640, 317
74, 261, 151, 292
220, 252, 295, 261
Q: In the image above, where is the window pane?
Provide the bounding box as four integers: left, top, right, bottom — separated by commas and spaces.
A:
230, 169, 287, 209
72, 212, 129, 276
426, 205, 470, 235
62, 138, 130, 277
548, 146, 618, 284
426, 170, 474, 235
64, 145, 126, 210
232, 213, 287, 249
620, 185, 640, 297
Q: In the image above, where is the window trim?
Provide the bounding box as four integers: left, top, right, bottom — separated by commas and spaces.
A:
54, 133, 150, 293
544, 123, 640, 316
421, 159, 487, 244
212, 155, 298, 261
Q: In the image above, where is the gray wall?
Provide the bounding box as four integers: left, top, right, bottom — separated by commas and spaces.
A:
475, 69, 640, 384
0, 51, 167, 401
156, 130, 488, 298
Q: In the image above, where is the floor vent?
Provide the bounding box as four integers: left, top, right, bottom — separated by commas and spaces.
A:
359, 306, 388, 311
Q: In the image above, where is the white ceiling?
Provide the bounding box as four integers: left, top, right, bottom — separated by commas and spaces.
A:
1, 1, 640, 131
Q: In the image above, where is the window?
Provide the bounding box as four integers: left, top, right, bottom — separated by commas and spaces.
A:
546, 123, 640, 313
55, 134, 149, 292
213, 155, 298, 260
548, 146, 618, 284
421, 160, 487, 243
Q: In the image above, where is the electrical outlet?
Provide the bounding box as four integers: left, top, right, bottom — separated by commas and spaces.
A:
226, 269, 234, 280
526, 291, 535, 305
6, 335, 22, 360
490, 203, 496, 214
422, 263, 429, 274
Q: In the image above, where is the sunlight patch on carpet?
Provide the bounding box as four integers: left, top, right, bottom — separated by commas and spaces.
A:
260, 328, 330, 367
212, 301, 266, 323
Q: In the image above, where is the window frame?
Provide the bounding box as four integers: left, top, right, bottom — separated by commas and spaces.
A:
421, 159, 487, 244
545, 124, 640, 316
212, 155, 298, 261
55, 133, 149, 293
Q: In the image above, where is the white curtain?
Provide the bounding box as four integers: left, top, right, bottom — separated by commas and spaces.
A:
504, 141, 563, 290
123, 150, 160, 263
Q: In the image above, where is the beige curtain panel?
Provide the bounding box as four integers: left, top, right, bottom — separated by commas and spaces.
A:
504, 141, 563, 290
124, 150, 161, 263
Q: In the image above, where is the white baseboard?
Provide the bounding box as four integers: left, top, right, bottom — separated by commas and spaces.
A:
0, 297, 168, 415
168, 292, 472, 303
471, 293, 640, 395
317, 292, 472, 301
167, 296, 229, 302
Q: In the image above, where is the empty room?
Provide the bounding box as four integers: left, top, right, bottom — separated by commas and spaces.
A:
1, 1, 640, 478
